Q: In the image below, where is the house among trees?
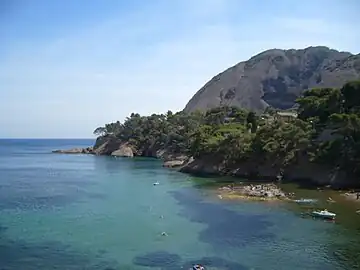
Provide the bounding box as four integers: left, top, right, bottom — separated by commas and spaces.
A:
275, 111, 298, 122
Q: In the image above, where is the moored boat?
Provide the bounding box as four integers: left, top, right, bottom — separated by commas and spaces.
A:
311, 209, 336, 220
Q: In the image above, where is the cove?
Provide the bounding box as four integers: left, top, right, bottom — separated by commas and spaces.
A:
0, 139, 359, 269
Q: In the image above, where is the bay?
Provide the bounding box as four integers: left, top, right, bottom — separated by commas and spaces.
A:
0, 139, 359, 270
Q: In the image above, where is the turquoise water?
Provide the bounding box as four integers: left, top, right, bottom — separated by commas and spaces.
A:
0, 139, 357, 269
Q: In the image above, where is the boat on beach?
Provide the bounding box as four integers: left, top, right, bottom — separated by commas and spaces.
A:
311, 209, 336, 220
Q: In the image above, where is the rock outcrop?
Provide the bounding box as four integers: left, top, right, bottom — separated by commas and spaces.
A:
163, 155, 190, 168
110, 144, 134, 158
92, 136, 123, 155
179, 155, 359, 188
184, 46, 360, 113
218, 183, 288, 201
52, 147, 93, 154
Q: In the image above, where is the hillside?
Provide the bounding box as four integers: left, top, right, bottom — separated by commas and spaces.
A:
184, 46, 360, 113
55, 80, 360, 188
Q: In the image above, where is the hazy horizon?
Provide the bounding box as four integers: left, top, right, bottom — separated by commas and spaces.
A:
1, 0, 359, 138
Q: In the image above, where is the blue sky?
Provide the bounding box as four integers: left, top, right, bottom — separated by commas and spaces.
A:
1, 0, 359, 138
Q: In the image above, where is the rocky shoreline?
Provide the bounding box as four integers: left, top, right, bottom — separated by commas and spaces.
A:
52, 135, 360, 189
52, 147, 94, 154
217, 183, 288, 201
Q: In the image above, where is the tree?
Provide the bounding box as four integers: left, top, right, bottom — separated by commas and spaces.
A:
246, 111, 258, 133
93, 127, 106, 136
341, 81, 360, 113
296, 87, 341, 124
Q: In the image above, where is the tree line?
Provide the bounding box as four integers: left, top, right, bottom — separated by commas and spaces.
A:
94, 80, 360, 177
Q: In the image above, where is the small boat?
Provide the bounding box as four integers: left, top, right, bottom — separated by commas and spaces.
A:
153, 182, 159, 186
192, 265, 205, 270
311, 209, 336, 220
294, 198, 318, 203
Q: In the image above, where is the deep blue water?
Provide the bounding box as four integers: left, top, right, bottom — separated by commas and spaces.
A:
0, 139, 356, 269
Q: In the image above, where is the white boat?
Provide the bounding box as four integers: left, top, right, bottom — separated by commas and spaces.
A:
311, 209, 336, 219
192, 265, 205, 270
153, 181, 159, 186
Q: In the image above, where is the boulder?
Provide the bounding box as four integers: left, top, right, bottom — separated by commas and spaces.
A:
111, 144, 134, 157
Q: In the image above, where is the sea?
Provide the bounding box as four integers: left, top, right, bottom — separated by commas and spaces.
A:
0, 139, 359, 270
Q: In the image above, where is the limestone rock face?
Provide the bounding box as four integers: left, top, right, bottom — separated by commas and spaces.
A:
93, 137, 123, 156
111, 144, 134, 158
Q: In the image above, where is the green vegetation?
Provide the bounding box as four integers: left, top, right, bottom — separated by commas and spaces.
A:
94, 80, 360, 178
297, 81, 360, 175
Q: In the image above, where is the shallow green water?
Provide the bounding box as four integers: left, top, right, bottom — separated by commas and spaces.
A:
0, 139, 359, 269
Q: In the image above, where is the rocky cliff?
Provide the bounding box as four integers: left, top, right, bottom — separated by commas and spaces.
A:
179, 154, 358, 188
184, 46, 360, 113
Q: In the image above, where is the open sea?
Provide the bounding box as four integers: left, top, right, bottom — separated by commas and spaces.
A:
0, 139, 359, 270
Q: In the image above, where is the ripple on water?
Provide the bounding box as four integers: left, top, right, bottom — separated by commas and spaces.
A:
0, 227, 121, 270
0, 169, 106, 211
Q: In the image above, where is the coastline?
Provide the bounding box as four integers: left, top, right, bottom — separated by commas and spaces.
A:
52, 144, 360, 217
52, 131, 360, 197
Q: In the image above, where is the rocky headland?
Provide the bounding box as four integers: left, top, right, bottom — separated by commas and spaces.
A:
52, 132, 358, 190
53, 46, 360, 191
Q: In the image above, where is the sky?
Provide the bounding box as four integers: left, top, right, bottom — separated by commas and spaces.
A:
1, 0, 359, 138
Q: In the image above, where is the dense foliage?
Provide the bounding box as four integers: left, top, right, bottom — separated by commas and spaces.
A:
296, 80, 360, 174
94, 80, 360, 176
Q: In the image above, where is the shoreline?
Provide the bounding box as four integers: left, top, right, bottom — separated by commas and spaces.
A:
52, 146, 360, 215
341, 192, 360, 203
52, 145, 360, 194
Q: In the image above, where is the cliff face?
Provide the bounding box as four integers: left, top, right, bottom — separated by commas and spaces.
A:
184, 46, 360, 113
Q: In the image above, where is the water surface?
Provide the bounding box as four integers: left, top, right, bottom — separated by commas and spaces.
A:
0, 139, 359, 269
